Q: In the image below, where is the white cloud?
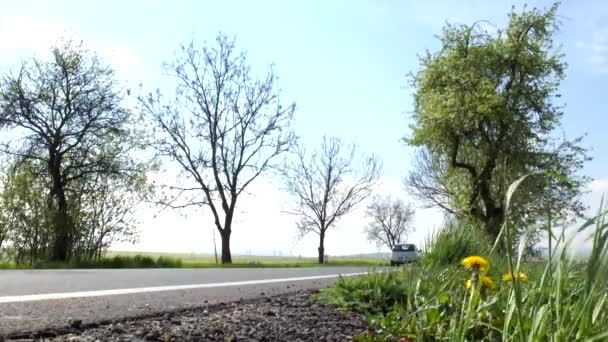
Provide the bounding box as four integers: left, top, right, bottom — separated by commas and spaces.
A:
533, 178, 608, 258
101, 48, 143, 83
0, 16, 66, 56
576, 28, 608, 73
591, 178, 608, 193
0, 15, 142, 82
103, 43, 141, 73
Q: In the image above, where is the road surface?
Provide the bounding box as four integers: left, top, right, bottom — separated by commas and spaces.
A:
0, 267, 375, 336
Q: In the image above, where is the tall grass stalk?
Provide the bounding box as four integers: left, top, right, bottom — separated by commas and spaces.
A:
500, 173, 608, 341
501, 174, 531, 342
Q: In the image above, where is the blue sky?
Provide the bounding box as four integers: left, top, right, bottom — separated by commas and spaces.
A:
0, 0, 606, 256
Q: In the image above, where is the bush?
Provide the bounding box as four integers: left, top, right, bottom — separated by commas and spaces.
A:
156, 256, 183, 268
0, 259, 20, 269
132, 255, 156, 268
30, 255, 184, 269
422, 218, 491, 267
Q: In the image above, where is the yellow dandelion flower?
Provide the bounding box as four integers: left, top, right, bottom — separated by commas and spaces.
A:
462, 256, 490, 273
481, 276, 496, 290
502, 272, 528, 283
465, 276, 496, 290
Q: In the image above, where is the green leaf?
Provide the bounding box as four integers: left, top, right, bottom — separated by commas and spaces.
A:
439, 293, 450, 305
426, 308, 440, 324
592, 292, 607, 324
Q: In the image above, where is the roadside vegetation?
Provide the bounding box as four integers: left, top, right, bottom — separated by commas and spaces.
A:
0, 252, 386, 269
312, 2, 608, 341
315, 193, 608, 341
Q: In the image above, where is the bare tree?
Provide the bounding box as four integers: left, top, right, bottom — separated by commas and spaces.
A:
0, 39, 141, 261
364, 195, 415, 250
139, 33, 296, 264
282, 136, 381, 264
404, 148, 456, 215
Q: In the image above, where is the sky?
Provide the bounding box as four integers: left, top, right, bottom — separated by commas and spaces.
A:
0, 0, 607, 257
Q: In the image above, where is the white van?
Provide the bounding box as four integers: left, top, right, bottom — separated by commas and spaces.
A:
390, 243, 420, 266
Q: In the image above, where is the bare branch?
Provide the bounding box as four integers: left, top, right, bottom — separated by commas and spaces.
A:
364, 194, 415, 250
282, 135, 382, 262
139, 33, 296, 263
405, 148, 458, 215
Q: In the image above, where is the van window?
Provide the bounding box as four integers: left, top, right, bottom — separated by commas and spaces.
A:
392, 244, 416, 252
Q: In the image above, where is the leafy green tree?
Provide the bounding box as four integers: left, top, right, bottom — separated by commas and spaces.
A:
0, 39, 150, 261
405, 3, 589, 244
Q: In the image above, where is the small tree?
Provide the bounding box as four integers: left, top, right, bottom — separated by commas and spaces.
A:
364, 195, 415, 251
0, 154, 150, 264
0, 159, 53, 264
69, 168, 151, 261
282, 136, 381, 264
140, 33, 296, 263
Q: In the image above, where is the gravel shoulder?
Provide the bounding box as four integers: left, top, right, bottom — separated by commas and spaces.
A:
0, 270, 377, 335
3, 289, 367, 342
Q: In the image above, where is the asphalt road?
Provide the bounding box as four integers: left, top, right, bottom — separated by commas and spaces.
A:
0, 267, 375, 336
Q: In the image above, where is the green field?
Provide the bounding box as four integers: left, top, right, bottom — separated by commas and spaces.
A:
0, 250, 389, 269
105, 250, 388, 268
0, 251, 388, 269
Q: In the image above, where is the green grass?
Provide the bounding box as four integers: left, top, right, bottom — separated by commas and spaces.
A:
0, 260, 20, 269
0, 251, 387, 269
316, 237, 607, 340
314, 178, 608, 341
108, 250, 306, 263
107, 250, 387, 264
421, 218, 491, 267
105, 251, 387, 267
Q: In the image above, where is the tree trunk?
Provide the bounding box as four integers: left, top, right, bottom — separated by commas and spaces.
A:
485, 208, 504, 251
49, 149, 71, 262
220, 229, 232, 264
219, 210, 234, 264
318, 230, 325, 264
52, 194, 70, 261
